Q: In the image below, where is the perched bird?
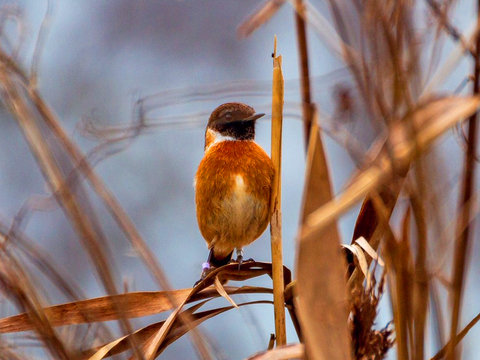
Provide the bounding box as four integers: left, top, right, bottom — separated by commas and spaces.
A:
194, 102, 274, 279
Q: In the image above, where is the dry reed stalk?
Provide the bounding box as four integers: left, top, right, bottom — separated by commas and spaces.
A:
0, 235, 72, 359
0, 62, 144, 360
410, 190, 429, 360
237, 0, 285, 38
448, 3, 480, 359
294, 0, 313, 146
298, 109, 351, 360
370, 194, 410, 360
433, 311, 480, 360
270, 35, 287, 347
0, 45, 212, 358
426, 0, 476, 57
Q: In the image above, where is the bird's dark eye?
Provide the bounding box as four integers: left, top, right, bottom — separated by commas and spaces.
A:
225, 113, 232, 121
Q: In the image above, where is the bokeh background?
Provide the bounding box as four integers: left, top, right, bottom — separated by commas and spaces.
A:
1, 0, 480, 359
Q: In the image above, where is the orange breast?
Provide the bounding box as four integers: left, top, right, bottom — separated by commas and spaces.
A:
195, 140, 274, 257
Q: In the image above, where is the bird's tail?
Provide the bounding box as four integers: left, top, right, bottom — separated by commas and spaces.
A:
208, 249, 233, 268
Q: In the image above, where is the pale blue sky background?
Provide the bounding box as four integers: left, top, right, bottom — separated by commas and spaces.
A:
0, 0, 479, 359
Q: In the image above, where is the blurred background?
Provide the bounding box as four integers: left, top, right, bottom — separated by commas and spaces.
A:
1, 0, 480, 359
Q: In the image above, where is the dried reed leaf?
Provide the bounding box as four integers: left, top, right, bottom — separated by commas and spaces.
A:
390, 96, 480, 165
0, 284, 272, 333
245, 343, 305, 360
83, 301, 208, 359
84, 301, 274, 360
0, 290, 187, 334
213, 277, 238, 309
87, 335, 127, 360
341, 244, 368, 277
305, 96, 480, 240
421, 21, 478, 98
293, 0, 314, 146
297, 108, 351, 360
355, 236, 385, 266
142, 301, 185, 360
87, 262, 290, 359
347, 185, 402, 291
91, 285, 199, 360
151, 301, 274, 359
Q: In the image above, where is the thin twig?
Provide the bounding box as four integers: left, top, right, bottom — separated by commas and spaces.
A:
447, 4, 480, 359
425, 0, 476, 57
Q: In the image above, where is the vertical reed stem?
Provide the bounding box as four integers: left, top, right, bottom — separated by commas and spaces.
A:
294, 0, 313, 148
448, 4, 480, 359
270, 35, 287, 347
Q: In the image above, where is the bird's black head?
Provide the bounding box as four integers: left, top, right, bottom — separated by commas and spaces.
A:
207, 102, 264, 141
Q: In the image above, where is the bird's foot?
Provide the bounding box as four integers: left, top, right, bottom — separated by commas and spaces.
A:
236, 254, 243, 270
194, 262, 214, 287
235, 256, 255, 269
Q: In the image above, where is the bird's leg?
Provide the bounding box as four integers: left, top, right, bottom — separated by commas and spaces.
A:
194, 250, 215, 287
236, 247, 244, 270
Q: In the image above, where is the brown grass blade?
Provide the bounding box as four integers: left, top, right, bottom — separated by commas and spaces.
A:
432, 311, 480, 360
0, 284, 273, 333
0, 216, 87, 303
152, 301, 275, 359
270, 36, 286, 347
304, 96, 480, 241
237, 0, 285, 38
91, 285, 205, 360
85, 262, 290, 359
213, 277, 238, 309
293, 0, 313, 146
245, 343, 305, 360
297, 108, 351, 360
0, 58, 143, 358
354, 237, 384, 267
84, 301, 275, 360
82, 301, 209, 359
0, 242, 73, 359
410, 191, 429, 360
141, 300, 188, 360
369, 194, 411, 360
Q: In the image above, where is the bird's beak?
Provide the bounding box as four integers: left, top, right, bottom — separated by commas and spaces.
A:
241, 113, 265, 122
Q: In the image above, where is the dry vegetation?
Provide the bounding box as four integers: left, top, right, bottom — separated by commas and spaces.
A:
0, 0, 480, 359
